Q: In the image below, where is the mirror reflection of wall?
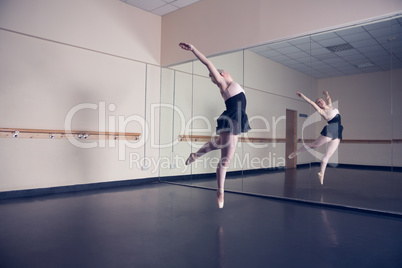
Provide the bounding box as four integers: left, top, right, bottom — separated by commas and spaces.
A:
391, 18, 402, 170
244, 16, 402, 213
159, 16, 402, 214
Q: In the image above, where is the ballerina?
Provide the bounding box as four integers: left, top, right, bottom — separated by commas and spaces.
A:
289, 91, 343, 185
179, 42, 251, 208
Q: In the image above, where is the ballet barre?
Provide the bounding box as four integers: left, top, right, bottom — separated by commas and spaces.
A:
178, 135, 402, 144
178, 135, 286, 143
295, 139, 401, 144
0, 128, 141, 140
340, 139, 402, 144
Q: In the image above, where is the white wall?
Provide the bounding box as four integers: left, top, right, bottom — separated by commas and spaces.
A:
0, 0, 162, 192
0, 0, 161, 65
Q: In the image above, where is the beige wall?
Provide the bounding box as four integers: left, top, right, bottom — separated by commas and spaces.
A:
0, 0, 161, 65
161, 0, 402, 66
0, 0, 161, 191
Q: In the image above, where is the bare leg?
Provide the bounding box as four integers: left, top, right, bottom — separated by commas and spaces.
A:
288, 135, 331, 159
216, 132, 238, 208
318, 138, 340, 185
185, 136, 226, 165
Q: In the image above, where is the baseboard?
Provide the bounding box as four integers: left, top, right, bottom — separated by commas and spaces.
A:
0, 177, 159, 200
161, 166, 286, 183
334, 163, 402, 172
1, 162, 400, 200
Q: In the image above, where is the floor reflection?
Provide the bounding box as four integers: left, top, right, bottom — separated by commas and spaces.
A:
283, 168, 297, 198
170, 167, 402, 214
321, 195, 340, 247
217, 226, 225, 268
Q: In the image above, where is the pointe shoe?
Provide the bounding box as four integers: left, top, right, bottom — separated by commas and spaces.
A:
288, 152, 298, 159
185, 153, 196, 165
217, 188, 224, 209
318, 172, 324, 185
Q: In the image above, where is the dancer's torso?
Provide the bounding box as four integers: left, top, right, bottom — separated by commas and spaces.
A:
221, 82, 244, 101
323, 108, 340, 122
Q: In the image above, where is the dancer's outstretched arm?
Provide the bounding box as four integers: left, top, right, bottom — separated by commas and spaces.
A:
323, 91, 333, 108
296, 92, 325, 117
179, 42, 228, 90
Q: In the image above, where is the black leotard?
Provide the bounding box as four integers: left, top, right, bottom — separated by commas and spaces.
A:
216, 92, 251, 135
320, 114, 343, 140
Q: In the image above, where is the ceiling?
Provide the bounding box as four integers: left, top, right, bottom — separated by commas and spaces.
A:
120, 0, 201, 16
119, 1, 401, 79
249, 16, 402, 79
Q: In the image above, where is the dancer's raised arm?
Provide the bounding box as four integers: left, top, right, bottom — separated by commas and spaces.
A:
296, 92, 325, 117
179, 42, 227, 90
323, 91, 333, 108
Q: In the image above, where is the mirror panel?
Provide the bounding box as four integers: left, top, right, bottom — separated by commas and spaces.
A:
159, 65, 193, 180
160, 15, 402, 214
242, 38, 314, 197
391, 17, 402, 212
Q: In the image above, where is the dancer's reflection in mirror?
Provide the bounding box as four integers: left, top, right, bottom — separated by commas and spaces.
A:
179, 42, 251, 208
289, 91, 343, 185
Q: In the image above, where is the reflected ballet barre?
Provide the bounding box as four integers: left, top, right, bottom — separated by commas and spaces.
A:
0, 128, 141, 141
178, 135, 286, 143
178, 135, 402, 144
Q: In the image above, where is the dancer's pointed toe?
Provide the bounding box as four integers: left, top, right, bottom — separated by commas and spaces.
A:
185, 153, 196, 165
217, 188, 224, 209
318, 172, 324, 185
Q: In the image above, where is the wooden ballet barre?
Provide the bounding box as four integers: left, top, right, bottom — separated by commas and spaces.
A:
340, 139, 394, 144
298, 139, 401, 144
298, 139, 402, 144
178, 135, 402, 144
240, 137, 286, 143
0, 128, 141, 140
178, 135, 286, 143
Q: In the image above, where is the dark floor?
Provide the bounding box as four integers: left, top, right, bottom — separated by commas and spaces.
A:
181, 167, 402, 214
1, 180, 402, 267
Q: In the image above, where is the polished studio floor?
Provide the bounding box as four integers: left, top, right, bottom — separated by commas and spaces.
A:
1, 169, 402, 267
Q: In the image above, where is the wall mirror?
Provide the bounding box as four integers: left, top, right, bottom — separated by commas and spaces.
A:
159, 15, 402, 215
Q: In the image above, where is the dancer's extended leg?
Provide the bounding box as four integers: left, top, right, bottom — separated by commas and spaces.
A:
318, 138, 340, 185
216, 132, 238, 208
288, 135, 330, 159
185, 136, 228, 165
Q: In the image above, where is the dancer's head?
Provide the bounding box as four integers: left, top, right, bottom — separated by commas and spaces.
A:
315, 98, 326, 109
209, 69, 232, 85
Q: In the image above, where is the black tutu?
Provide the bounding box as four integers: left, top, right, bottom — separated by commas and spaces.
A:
216, 92, 251, 135
320, 114, 343, 140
